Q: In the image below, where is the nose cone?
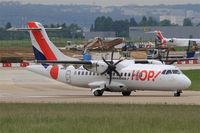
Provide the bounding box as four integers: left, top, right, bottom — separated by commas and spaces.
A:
181, 75, 191, 89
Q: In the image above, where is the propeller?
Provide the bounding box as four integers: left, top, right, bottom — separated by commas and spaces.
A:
101, 51, 123, 84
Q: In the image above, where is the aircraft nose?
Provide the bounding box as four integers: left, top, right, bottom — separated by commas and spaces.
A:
181, 76, 191, 89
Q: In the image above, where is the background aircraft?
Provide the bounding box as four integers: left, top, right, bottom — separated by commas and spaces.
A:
26, 22, 191, 96
155, 30, 200, 47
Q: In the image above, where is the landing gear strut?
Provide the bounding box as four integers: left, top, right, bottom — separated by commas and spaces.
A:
174, 90, 182, 97
93, 90, 103, 96
122, 91, 131, 96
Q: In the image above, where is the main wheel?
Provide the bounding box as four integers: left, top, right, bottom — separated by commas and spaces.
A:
93, 90, 103, 96
122, 91, 131, 96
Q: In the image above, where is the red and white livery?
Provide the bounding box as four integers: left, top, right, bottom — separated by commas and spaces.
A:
27, 22, 191, 96
156, 30, 200, 47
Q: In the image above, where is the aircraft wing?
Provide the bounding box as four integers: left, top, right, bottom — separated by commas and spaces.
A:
88, 81, 127, 91
88, 81, 106, 89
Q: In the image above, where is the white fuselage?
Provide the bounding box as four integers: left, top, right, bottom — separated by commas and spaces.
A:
166, 38, 200, 47
27, 63, 191, 92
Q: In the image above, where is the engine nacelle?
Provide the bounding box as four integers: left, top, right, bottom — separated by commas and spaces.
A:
83, 61, 108, 74
148, 60, 163, 65
107, 82, 127, 92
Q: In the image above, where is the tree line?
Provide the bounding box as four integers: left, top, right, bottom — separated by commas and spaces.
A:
0, 22, 83, 40
91, 16, 194, 37
0, 16, 196, 40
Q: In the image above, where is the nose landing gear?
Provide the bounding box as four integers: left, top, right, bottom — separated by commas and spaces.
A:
122, 91, 131, 96
174, 90, 182, 97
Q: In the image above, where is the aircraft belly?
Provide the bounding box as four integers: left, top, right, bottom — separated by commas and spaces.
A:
71, 75, 105, 88
123, 78, 176, 91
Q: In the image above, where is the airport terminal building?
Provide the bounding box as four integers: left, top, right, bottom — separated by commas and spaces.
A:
129, 26, 200, 41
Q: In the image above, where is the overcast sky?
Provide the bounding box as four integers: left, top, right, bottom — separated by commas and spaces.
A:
2, 0, 200, 6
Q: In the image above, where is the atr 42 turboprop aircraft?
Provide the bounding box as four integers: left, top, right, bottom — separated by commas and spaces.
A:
25, 22, 191, 97
156, 30, 200, 47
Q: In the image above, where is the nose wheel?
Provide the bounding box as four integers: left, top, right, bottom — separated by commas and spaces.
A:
174, 90, 182, 97
122, 91, 131, 96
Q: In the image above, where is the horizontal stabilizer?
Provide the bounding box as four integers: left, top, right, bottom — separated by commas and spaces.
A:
37, 60, 92, 65
7, 27, 62, 31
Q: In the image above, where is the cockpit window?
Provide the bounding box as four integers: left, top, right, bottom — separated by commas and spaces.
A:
166, 70, 172, 74
172, 70, 181, 74
162, 69, 181, 75
162, 70, 166, 74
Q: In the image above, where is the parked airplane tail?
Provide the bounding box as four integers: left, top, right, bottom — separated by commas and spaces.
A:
27, 22, 78, 61
156, 30, 167, 47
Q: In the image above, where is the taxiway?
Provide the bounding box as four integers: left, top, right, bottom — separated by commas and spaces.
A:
0, 67, 200, 104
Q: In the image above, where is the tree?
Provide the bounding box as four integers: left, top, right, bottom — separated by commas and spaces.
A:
94, 16, 113, 31
197, 23, 200, 26
130, 17, 138, 26
112, 19, 129, 37
68, 24, 83, 38
50, 24, 55, 28
90, 24, 94, 31
139, 16, 148, 26
159, 19, 171, 26
147, 17, 158, 26
5, 22, 12, 29
183, 18, 193, 26
61, 23, 66, 28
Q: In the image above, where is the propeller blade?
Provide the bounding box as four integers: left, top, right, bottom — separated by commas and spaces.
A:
109, 72, 112, 84
102, 57, 110, 66
113, 69, 121, 77
114, 59, 123, 66
111, 51, 114, 64
101, 69, 108, 75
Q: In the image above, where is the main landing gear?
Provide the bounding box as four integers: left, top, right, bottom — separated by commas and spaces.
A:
174, 90, 182, 97
93, 90, 104, 96
122, 91, 131, 96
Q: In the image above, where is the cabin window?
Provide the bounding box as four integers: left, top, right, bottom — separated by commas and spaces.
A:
93, 72, 95, 76
89, 72, 92, 75
124, 73, 127, 77
82, 71, 84, 75
121, 73, 123, 77
128, 73, 131, 77
78, 71, 80, 75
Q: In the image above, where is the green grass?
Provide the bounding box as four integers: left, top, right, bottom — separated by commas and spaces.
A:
0, 103, 200, 133
0, 40, 31, 48
183, 70, 200, 91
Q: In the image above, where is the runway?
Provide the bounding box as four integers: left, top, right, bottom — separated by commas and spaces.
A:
1, 67, 200, 105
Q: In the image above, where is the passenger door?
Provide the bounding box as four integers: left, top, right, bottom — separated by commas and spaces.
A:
66, 70, 71, 83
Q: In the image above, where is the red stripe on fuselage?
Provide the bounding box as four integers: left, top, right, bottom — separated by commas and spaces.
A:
28, 22, 57, 60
